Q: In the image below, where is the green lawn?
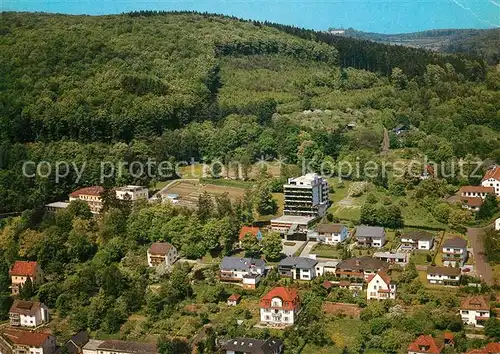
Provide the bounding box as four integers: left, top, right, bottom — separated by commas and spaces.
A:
412, 251, 433, 266
311, 244, 343, 259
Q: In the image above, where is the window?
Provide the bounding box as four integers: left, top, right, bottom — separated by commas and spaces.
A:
284, 317, 289, 321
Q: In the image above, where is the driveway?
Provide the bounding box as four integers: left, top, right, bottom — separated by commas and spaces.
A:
300, 241, 318, 257
466, 227, 494, 285
282, 240, 305, 257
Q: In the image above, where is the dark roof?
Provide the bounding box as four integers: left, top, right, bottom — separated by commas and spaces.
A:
97, 340, 157, 354
220, 257, 265, 271
402, 231, 434, 242
355, 226, 385, 238
55, 331, 89, 354
427, 266, 461, 276
221, 337, 283, 354
336, 256, 388, 272
443, 237, 467, 249
279, 256, 318, 269
316, 223, 346, 234
149, 242, 173, 255
9, 300, 45, 316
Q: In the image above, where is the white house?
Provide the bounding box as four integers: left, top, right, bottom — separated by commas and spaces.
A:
481, 165, 500, 197
219, 257, 266, 289
315, 224, 349, 244
9, 300, 49, 327
355, 226, 385, 248
373, 252, 408, 265
401, 231, 434, 251
115, 185, 148, 201
0, 328, 56, 354
260, 287, 300, 327
426, 266, 461, 285
315, 261, 339, 276
495, 218, 500, 230
278, 256, 318, 280
366, 271, 396, 300
460, 296, 490, 328
442, 237, 467, 267
147, 242, 178, 268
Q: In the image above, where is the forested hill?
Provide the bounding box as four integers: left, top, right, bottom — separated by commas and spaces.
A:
335, 28, 500, 65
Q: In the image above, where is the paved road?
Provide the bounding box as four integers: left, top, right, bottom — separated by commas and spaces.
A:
282, 240, 305, 257
466, 227, 494, 285
300, 241, 318, 257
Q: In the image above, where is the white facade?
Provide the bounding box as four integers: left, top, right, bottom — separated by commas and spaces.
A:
366, 273, 396, 300
427, 273, 460, 284
147, 245, 178, 267
260, 297, 296, 326
401, 236, 433, 250
460, 308, 490, 328
442, 246, 467, 267
495, 218, 500, 230
482, 177, 500, 196
283, 173, 329, 218
10, 303, 49, 327
315, 261, 338, 276
115, 186, 149, 201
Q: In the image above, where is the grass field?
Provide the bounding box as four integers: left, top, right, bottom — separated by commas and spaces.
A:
311, 244, 343, 259
177, 162, 284, 179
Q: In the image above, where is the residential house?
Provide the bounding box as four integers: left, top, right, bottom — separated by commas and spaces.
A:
260, 287, 300, 327
238, 226, 263, 247
466, 343, 500, 354
366, 271, 396, 300
426, 266, 461, 285
221, 337, 283, 354
69, 186, 104, 214
460, 296, 490, 328
0, 328, 56, 354
278, 257, 318, 280
442, 237, 467, 266
115, 186, 148, 201
335, 256, 389, 281
9, 261, 43, 295
495, 218, 500, 231
401, 231, 434, 251
83, 340, 158, 354
9, 300, 49, 327
315, 261, 339, 276
55, 331, 89, 354
407, 335, 442, 354
227, 294, 241, 306
373, 251, 408, 265
147, 242, 178, 268
219, 257, 266, 289
315, 224, 349, 244
459, 186, 495, 199
355, 226, 385, 248
461, 196, 485, 211
481, 165, 500, 197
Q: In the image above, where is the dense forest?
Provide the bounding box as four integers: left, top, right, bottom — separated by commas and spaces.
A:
0, 11, 499, 214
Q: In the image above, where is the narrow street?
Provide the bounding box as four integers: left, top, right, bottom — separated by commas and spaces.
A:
466, 227, 494, 286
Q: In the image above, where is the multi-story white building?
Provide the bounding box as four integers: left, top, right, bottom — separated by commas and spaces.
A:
366, 271, 396, 300
400, 231, 434, 250
278, 257, 318, 280
0, 328, 56, 354
355, 226, 386, 248
315, 224, 349, 244
219, 257, 266, 289
460, 296, 490, 328
442, 237, 467, 266
260, 287, 300, 327
115, 186, 149, 201
283, 173, 329, 218
147, 242, 178, 268
9, 300, 49, 327
481, 165, 500, 197
426, 266, 461, 285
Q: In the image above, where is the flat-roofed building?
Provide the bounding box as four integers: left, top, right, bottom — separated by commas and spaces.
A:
283, 173, 329, 218
115, 186, 148, 201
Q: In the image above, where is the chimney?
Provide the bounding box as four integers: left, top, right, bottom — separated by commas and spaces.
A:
355, 259, 360, 266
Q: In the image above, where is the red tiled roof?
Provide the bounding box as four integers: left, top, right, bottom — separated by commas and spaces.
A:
461, 197, 484, 207
322, 280, 333, 289
70, 186, 104, 197
461, 296, 490, 311
260, 287, 300, 310
407, 335, 441, 354
228, 294, 241, 301
2, 328, 51, 346
239, 226, 261, 241
149, 242, 173, 255
339, 280, 351, 287
9, 261, 38, 277
459, 186, 495, 194
483, 165, 500, 182
466, 342, 500, 354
